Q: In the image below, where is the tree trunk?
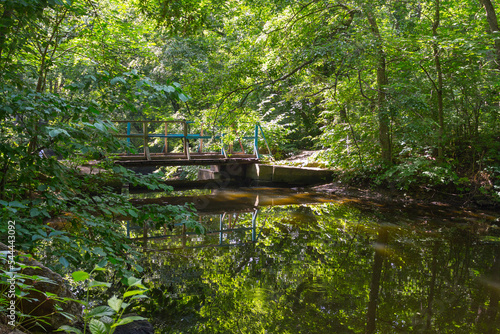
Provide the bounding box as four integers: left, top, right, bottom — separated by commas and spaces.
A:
366, 228, 388, 334
432, 0, 444, 161
365, 9, 392, 165
0, 6, 13, 62
480, 0, 500, 69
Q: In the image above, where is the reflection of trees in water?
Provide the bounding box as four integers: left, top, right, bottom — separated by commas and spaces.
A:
139, 203, 499, 333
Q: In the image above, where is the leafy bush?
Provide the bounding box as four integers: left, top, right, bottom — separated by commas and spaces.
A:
58, 267, 149, 334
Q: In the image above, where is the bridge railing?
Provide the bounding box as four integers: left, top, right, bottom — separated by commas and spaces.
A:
112, 120, 271, 160
127, 209, 262, 251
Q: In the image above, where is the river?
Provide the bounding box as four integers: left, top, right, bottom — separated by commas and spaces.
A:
129, 187, 500, 333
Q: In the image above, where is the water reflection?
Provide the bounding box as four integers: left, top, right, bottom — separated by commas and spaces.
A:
133, 190, 500, 333
129, 210, 261, 251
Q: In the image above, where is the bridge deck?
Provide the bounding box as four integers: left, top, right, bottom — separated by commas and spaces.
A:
114, 153, 259, 166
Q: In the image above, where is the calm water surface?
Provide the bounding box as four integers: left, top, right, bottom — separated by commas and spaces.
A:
131, 188, 500, 333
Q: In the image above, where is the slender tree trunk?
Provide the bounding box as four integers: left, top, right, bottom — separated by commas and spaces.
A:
480, 0, 500, 69
36, 57, 47, 93
432, 0, 444, 161
365, 9, 392, 165
366, 228, 388, 334
0, 6, 13, 61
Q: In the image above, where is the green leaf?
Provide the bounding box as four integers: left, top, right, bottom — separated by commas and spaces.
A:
111, 316, 146, 328
110, 76, 126, 85
71, 271, 89, 282
93, 265, 106, 272
107, 296, 122, 312
123, 289, 147, 298
30, 208, 41, 217
127, 209, 138, 218
130, 294, 148, 300
8, 201, 26, 208
127, 277, 141, 287
86, 306, 115, 318
49, 129, 63, 137
97, 259, 108, 268
89, 106, 100, 115
56, 325, 83, 334
89, 318, 107, 334
49, 230, 66, 237
178, 93, 189, 102
59, 256, 69, 268
88, 281, 112, 288
32, 234, 46, 241
94, 122, 106, 132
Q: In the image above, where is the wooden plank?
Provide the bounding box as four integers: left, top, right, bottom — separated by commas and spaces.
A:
114, 158, 258, 167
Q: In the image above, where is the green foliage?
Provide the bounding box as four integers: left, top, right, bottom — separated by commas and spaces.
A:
57, 266, 149, 334
375, 155, 460, 191
0, 252, 79, 331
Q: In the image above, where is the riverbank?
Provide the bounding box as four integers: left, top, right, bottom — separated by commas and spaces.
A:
309, 181, 499, 211
278, 151, 500, 211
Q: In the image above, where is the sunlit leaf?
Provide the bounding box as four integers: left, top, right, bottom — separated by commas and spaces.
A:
107, 296, 122, 312
71, 271, 89, 282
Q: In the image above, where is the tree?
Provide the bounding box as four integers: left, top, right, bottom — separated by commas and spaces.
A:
479, 0, 500, 69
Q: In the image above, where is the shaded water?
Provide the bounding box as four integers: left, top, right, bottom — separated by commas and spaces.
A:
131, 188, 500, 333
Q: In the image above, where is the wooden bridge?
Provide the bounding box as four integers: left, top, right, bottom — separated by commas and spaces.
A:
112, 120, 271, 167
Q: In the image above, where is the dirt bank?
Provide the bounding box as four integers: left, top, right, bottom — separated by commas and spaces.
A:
308, 181, 500, 212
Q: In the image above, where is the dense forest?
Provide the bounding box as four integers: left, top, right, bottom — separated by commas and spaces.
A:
1, 0, 499, 332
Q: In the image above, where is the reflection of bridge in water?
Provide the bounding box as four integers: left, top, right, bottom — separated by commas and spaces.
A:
127, 209, 262, 251
127, 188, 342, 251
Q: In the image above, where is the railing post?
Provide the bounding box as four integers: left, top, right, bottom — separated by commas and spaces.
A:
254, 124, 260, 159
143, 122, 150, 160
221, 134, 227, 158
183, 121, 190, 160
199, 125, 204, 153
258, 124, 272, 156
164, 122, 168, 154
126, 122, 131, 144
126, 122, 131, 156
